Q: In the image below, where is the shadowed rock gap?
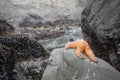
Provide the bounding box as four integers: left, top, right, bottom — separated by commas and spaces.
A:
81, 0, 120, 71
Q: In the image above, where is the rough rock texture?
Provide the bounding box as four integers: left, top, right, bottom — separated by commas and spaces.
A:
14, 58, 48, 80
0, 36, 48, 57
0, 0, 87, 45
0, 36, 49, 80
39, 27, 83, 51
17, 23, 80, 40
0, 20, 15, 36
81, 0, 120, 70
0, 0, 87, 27
42, 48, 120, 80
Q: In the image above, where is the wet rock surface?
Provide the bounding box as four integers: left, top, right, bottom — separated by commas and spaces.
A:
0, 8, 83, 79
42, 48, 120, 80
39, 27, 83, 51
1, 0, 120, 79
14, 19, 82, 51
81, 0, 120, 70
17, 20, 80, 40
0, 36, 49, 80
0, 0, 87, 27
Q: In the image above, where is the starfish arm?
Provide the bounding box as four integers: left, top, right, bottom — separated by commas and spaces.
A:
65, 42, 77, 49
85, 43, 97, 62
75, 46, 84, 59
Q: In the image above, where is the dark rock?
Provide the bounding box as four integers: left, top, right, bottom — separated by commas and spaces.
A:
81, 0, 120, 71
19, 14, 44, 28
52, 19, 80, 27
0, 36, 48, 58
19, 15, 80, 28
0, 20, 15, 36
0, 43, 15, 80
14, 58, 48, 80
0, 36, 49, 80
43, 21, 54, 27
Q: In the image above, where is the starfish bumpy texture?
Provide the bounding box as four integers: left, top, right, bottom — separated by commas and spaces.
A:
65, 39, 97, 62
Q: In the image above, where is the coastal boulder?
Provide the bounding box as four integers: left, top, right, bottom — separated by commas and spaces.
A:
42, 48, 120, 80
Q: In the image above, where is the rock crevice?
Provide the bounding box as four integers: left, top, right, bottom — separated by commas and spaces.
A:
81, 0, 120, 70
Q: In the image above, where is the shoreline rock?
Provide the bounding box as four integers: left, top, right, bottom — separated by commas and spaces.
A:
42, 48, 120, 80
81, 0, 120, 70
0, 36, 49, 80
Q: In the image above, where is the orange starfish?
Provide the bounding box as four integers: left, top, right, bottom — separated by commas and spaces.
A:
65, 39, 97, 62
